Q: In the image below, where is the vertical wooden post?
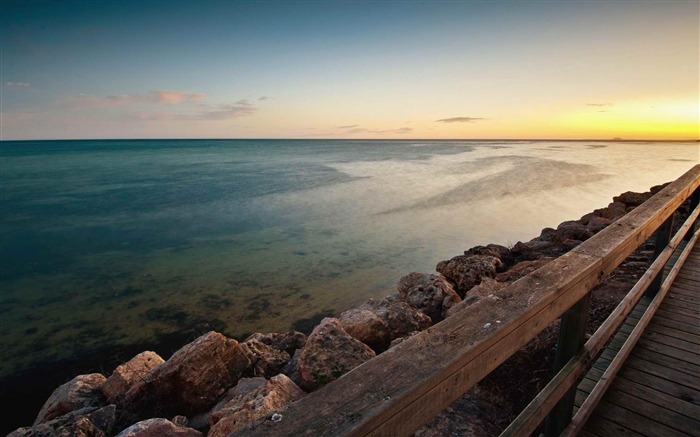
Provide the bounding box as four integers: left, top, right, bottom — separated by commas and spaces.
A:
684, 187, 700, 241
647, 214, 674, 297
544, 293, 591, 437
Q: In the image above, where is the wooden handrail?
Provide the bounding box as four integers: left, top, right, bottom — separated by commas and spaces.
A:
561, 226, 700, 436
500, 201, 700, 436
231, 164, 700, 437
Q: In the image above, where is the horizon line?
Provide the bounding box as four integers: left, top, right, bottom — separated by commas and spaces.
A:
2, 137, 698, 143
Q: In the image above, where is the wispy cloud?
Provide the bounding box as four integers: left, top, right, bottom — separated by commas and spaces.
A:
258, 96, 270, 101
123, 99, 258, 122
62, 90, 206, 109
338, 125, 413, 135
586, 103, 613, 107
4, 81, 31, 87
435, 117, 485, 123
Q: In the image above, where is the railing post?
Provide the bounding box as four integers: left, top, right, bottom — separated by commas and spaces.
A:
684, 187, 700, 241
647, 214, 674, 297
544, 293, 591, 437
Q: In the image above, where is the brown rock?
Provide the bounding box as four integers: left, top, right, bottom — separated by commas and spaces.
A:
10, 405, 116, 437
463, 244, 512, 266
101, 351, 164, 403
556, 221, 593, 242
295, 318, 375, 391
34, 374, 106, 425
586, 216, 612, 234
188, 378, 267, 432
338, 307, 391, 352
397, 272, 461, 321
115, 419, 202, 437
613, 191, 651, 207
436, 255, 503, 296
122, 331, 250, 417
444, 279, 507, 318
495, 258, 553, 282
388, 331, 419, 348
241, 339, 290, 377
244, 331, 306, 355
208, 374, 305, 437
598, 201, 627, 220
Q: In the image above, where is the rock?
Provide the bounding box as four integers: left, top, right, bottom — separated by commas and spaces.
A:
208, 374, 305, 437
463, 244, 512, 266
597, 201, 627, 220
115, 418, 202, 437
388, 331, 420, 348
241, 339, 290, 377
281, 350, 301, 386
339, 307, 391, 352
101, 351, 164, 403
122, 331, 250, 418
465, 278, 507, 299
613, 191, 651, 207
34, 374, 107, 425
586, 216, 612, 234
171, 416, 188, 427
339, 297, 432, 352
436, 255, 503, 297
495, 258, 553, 282
188, 377, 268, 432
556, 221, 593, 242
396, 272, 461, 321
295, 318, 375, 391
537, 227, 558, 242
244, 331, 306, 355
10, 405, 116, 437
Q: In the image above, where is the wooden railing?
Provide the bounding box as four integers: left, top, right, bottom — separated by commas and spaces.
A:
231, 164, 700, 437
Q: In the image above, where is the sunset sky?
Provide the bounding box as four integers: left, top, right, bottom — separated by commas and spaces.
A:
1, 0, 698, 140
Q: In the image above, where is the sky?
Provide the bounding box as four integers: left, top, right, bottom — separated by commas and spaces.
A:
1, 0, 698, 140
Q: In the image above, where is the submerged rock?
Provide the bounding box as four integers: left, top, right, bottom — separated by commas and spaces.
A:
241, 339, 290, 378
122, 331, 250, 418
396, 272, 461, 321
208, 375, 305, 437
34, 374, 107, 425
295, 318, 375, 391
115, 418, 201, 437
436, 255, 503, 297
101, 351, 164, 403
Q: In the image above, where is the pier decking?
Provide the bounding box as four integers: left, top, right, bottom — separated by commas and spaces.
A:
575, 240, 700, 437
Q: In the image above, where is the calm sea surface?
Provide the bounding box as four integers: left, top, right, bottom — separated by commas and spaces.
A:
1, 139, 698, 381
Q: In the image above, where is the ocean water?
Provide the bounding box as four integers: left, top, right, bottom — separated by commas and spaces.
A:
1, 139, 698, 384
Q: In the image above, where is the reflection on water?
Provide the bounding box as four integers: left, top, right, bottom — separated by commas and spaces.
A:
0, 139, 697, 379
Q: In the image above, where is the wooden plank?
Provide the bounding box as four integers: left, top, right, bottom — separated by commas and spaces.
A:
660, 298, 700, 313
600, 346, 700, 380
594, 388, 700, 435
583, 414, 645, 437
669, 279, 700, 293
656, 303, 700, 319
607, 337, 700, 367
578, 372, 700, 419
648, 215, 674, 296
582, 399, 689, 437
622, 321, 700, 347
593, 356, 700, 389
626, 312, 700, 336
617, 324, 700, 353
584, 365, 700, 405
664, 291, 700, 305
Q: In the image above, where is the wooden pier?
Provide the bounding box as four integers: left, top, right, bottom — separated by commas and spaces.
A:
231, 164, 700, 437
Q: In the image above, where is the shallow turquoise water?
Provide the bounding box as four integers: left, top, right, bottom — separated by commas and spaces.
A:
1, 139, 697, 380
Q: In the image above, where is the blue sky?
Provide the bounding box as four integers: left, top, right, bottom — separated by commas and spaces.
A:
1, 0, 698, 140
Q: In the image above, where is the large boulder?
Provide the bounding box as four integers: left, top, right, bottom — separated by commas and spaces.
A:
241, 339, 290, 378
445, 278, 508, 318
34, 374, 107, 425
613, 191, 651, 207
115, 418, 201, 437
101, 351, 164, 403
436, 255, 503, 296
338, 306, 391, 352
495, 258, 553, 282
122, 331, 250, 418
10, 405, 116, 437
188, 378, 267, 432
339, 297, 432, 352
396, 272, 461, 321
244, 331, 306, 356
596, 201, 627, 220
463, 244, 512, 266
586, 216, 612, 234
295, 318, 375, 392
208, 374, 305, 437
556, 221, 593, 242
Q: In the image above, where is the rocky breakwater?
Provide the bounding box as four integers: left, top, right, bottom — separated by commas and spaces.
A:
8, 183, 671, 437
